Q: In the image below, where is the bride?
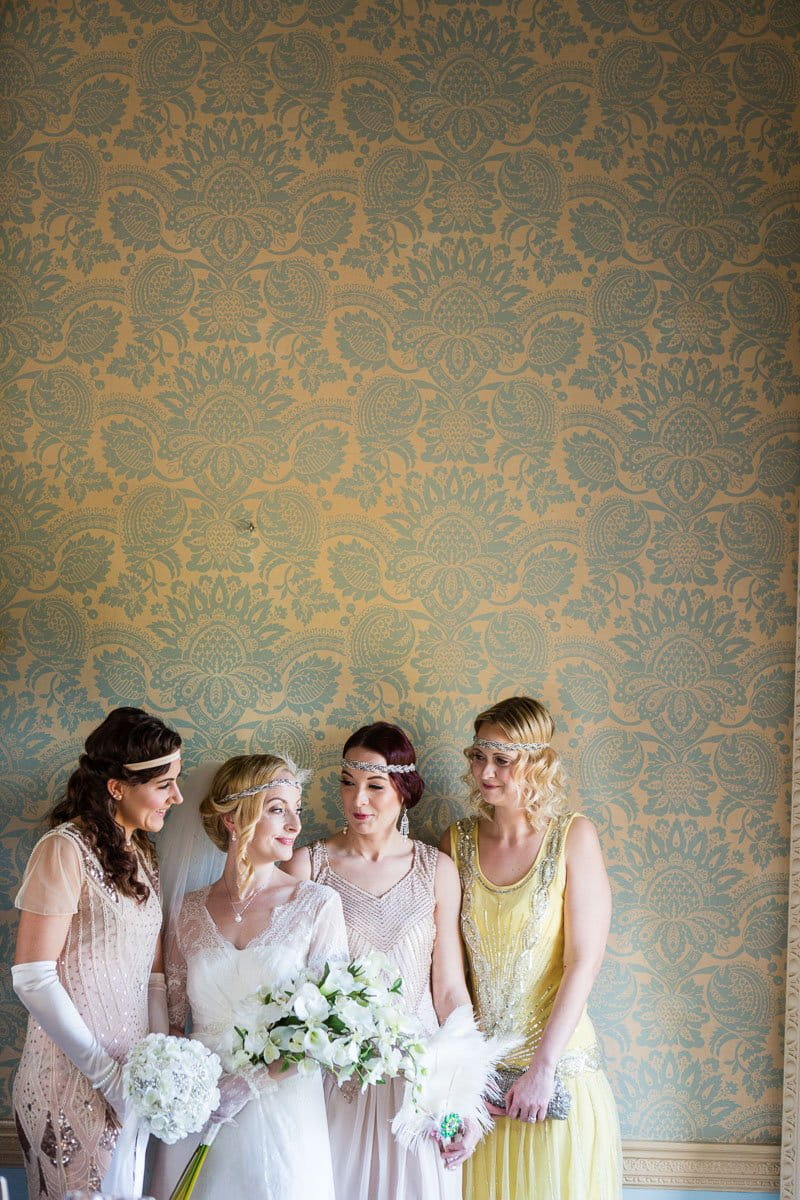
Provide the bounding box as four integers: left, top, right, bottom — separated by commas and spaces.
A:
150, 754, 347, 1200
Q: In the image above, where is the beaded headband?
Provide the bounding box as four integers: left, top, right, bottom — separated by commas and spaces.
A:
221, 777, 304, 804
123, 748, 181, 771
342, 758, 417, 775
472, 738, 549, 753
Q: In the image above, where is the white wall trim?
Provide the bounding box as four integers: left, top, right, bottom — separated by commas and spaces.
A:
0, 1126, 781, 1189
623, 1139, 779, 1190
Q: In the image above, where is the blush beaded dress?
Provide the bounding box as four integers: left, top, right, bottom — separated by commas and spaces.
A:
13, 823, 161, 1199
447, 814, 623, 1200
308, 838, 461, 1200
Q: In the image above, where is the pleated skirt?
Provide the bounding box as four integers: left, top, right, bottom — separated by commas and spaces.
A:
464, 1069, 622, 1200
324, 1073, 462, 1200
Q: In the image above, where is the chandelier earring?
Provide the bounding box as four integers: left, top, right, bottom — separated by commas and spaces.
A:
398, 805, 409, 838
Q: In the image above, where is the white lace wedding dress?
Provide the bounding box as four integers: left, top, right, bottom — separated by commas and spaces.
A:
150, 880, 347, 1200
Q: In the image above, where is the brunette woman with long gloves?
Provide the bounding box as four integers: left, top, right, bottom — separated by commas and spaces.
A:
12, 706, 182, 1199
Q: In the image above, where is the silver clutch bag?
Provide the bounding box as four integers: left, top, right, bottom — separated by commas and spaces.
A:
494, 1066, 572, 1120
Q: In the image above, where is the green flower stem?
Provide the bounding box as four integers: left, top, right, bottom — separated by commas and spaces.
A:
168, 1122, 221, 1200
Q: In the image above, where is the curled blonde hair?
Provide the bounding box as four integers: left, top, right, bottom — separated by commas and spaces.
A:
201, 754, 296, 893
463, 697, 569, 831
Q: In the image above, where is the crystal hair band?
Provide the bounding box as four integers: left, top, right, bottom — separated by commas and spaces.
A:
472, 738, 549, 753
342, 758, 417, 775
222, 778, 303, 803
123, 748, 181, 771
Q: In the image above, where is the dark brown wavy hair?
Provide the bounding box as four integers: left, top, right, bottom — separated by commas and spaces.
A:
50, 707, 182, 903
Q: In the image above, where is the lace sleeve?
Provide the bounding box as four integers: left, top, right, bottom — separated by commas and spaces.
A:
307, 887, 349, 974
164, 908, 189, 1033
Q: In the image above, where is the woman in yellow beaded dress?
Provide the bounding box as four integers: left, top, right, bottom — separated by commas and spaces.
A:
440, 696, 622, 1200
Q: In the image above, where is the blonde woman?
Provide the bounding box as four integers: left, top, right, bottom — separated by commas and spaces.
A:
152, 754, 347, 1200
440, 697, 622, 1200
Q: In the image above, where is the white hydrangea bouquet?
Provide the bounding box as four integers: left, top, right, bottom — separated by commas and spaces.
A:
227, 954, 427, 1092
123, 1032, 222, 1144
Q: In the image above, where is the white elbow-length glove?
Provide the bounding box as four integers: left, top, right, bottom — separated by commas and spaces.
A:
12, 960, 127, 1119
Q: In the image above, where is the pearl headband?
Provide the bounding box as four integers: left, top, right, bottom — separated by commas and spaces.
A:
342, 758, 417, 775
472, 738, 549, 753
123, 748, 181, 771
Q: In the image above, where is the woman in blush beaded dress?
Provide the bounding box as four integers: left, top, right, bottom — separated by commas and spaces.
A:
12, 707, 183, 1200
441, 696, 622, 1200
285, 721, 480, 1200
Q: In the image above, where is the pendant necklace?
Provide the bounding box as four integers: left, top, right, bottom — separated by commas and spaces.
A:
222, 873, 266, 924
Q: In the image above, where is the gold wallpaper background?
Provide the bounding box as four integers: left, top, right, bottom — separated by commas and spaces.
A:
2, 0, 800, 1146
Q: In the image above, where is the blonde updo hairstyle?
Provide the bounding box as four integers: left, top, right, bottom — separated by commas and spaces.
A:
201, 754, 296, 892
464, 696, 568, 831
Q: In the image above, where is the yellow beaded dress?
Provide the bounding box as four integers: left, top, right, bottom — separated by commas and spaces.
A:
448, 814, 622, 1200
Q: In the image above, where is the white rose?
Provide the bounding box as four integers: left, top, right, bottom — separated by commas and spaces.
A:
292, 982, 330, 1024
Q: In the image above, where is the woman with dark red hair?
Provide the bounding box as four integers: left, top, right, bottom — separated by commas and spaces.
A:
285, 721, 477, 1199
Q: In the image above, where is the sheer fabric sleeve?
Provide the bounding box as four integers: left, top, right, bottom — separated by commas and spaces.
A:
307, 887, 349, 973
15, 831, 84, 916
164, 908, 189, 1034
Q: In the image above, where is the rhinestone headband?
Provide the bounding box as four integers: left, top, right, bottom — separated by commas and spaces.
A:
123, 748, 181, 771
221, 777, 303, 803
472, 738, 549, 753
342, 758, 417, 775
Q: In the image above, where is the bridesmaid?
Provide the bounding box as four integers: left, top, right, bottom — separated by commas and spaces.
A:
285, 720, 478, 1199
440, 696, 622, 1200
12, 707, 182, 1199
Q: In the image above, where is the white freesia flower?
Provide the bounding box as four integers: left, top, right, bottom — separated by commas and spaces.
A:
329, 1038, 361, 1068
303, 1027, 334, 1065
320, 965, 360, 997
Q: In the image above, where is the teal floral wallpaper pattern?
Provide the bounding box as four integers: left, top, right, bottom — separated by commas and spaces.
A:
1, 0, 799, 1147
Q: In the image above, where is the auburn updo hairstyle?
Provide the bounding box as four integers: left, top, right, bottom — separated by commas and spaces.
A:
343, 722, 425, 809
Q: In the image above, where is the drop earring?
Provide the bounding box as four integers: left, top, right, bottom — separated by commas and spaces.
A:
399, 805, 409, 838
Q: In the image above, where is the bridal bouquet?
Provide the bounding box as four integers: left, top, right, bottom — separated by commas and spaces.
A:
123, 1032, 222, 1144
168, 956, 426, 1200
226, 954, 427, 1091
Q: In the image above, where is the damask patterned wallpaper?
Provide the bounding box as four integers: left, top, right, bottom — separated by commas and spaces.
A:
1, 0, 799, 1148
